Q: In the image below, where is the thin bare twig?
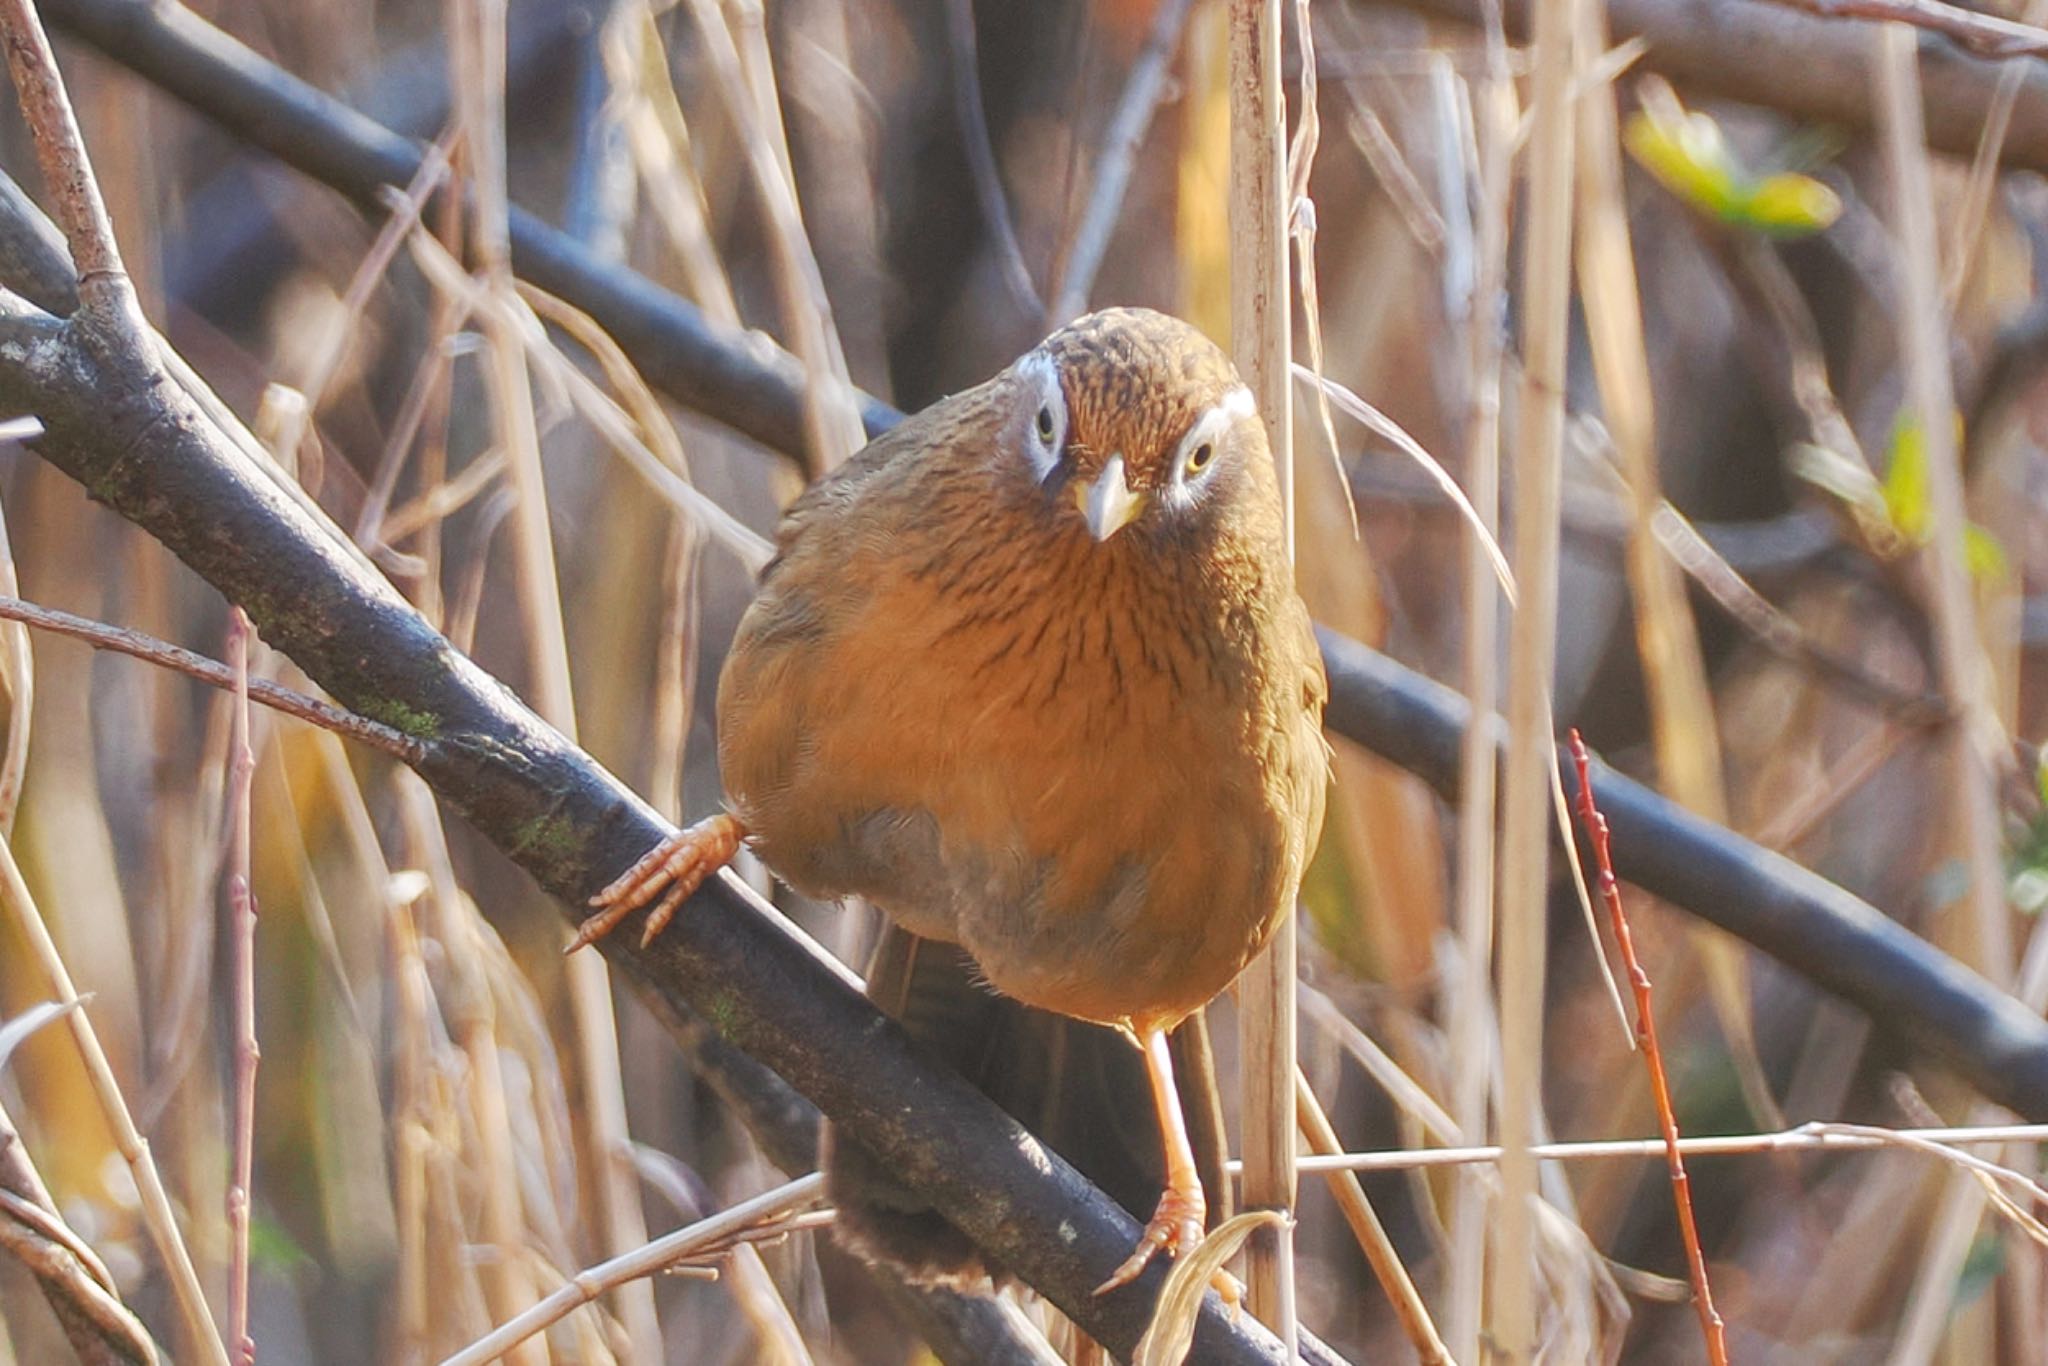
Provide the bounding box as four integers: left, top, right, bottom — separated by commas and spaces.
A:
0, 0, 124, 300
1652, 505, 1947, 723
1279, 1120, 2048, 1172
439, 1174, 825, 1366
1050, 0, 1194, 323
224, 610, 259, 1366
1570, 731, 1729, 1366
1761, 0, 2048, 59
943, 0, 1043, 319
0, 595, 425, 761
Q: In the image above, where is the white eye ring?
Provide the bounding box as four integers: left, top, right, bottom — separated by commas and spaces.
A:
1170, 386, 1253, 492
1016, 351, 1066, 482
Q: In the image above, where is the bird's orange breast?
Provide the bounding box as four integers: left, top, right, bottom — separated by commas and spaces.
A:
717, 490, 1327, 1033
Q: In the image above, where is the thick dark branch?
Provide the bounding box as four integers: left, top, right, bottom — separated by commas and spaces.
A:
1, 321, 1310, 1366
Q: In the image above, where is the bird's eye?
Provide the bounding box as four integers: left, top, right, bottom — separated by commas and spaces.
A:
1036, 406, 1056, 443
1187, 442, 1214, 474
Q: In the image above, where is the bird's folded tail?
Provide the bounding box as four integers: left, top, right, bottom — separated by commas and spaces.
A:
821, 922, 1229, 1287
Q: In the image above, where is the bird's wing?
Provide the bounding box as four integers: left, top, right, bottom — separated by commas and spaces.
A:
758, 382, 992, 585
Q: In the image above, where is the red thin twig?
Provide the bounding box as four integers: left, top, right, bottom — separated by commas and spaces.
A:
0, 595, 424, 763
225, 611, 259, 1366
1569, 730, 1729, 1366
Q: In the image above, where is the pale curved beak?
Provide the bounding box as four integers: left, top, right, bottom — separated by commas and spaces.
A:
1076, 454, 1143, 541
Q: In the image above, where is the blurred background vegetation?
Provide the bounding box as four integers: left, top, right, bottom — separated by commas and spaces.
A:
0, 0, 2046, 1362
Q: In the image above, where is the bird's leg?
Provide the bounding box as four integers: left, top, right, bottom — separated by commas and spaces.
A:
569, 812, 747, 952
1095, 1025, 1210, 1295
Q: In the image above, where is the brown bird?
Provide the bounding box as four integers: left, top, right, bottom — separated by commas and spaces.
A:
574, 306, 1329, 1291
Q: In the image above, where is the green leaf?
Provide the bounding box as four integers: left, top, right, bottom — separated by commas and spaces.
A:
1624, 101, 1840, 237
1963, 524, 2009, 584
1883, 413, 1932, 541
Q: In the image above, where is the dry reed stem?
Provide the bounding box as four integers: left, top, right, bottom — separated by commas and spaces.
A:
1447, 17, 1514, 1355
397, 768, 540, 1363
684, 0, 863, 472
355, 307, 472, 553
0, 594, 425, 760
1875, 26, 2012, 980
1294, 1069, 1453, 1363
0, 1084, 160, 1364
223, 611, 258, 1366
440, 1173, 825, 1366
1942, 0, 2046, 300
268, 137, 452, 472
617, 4, 743, 329
1569, 732, 1728, 1366
1572, 0, 1783, 1136
1651, 507, 1946, 723
400, 221, 770, 565
0, 460, 30, 835
1493, 0, 1578, 1349
0, 835, 229, 1365
1300, 984, 1459, 1143
1876, 24, 2020, 1361
1227, 0, 1297, 1346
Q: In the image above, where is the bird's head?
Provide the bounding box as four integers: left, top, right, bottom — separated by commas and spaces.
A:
1004, 307, 1270, 544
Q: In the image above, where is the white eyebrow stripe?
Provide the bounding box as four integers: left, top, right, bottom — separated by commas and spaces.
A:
1173, 389, 1254, 472
1015, 350, 1065, 481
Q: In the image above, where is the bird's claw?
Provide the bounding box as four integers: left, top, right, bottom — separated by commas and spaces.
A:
1094, 1184, 1207, 1296
569, 813, 745, 952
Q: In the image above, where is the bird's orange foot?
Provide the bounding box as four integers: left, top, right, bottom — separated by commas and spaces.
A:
1094, 1183, 1207, 1296
569, 812, 746, 952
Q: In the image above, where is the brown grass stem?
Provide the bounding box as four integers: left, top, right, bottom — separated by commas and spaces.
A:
1294, 1070, 1453, 1363
0, 838, 228, 1366
1569, 730, 1728, 1365
1447, 13, 1514, 1354
0, 1093, 160, 1364
0, 463, 28, 835
1877, 19, 2022, 1354
684, 0, 863, 472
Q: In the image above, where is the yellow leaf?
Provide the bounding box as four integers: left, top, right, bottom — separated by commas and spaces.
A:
1743, 172, 1843, 236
